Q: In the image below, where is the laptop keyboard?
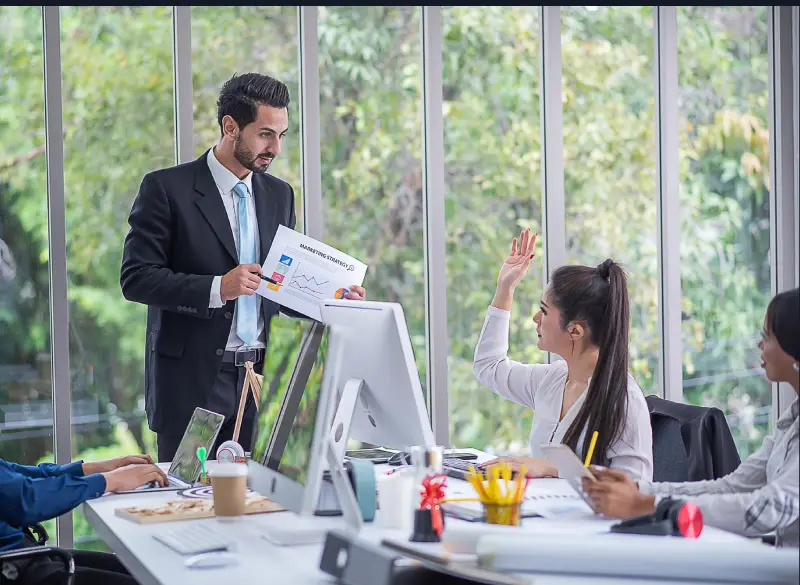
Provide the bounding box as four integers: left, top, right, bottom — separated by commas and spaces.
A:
135, 477, 182, 490
442, 457, 483, 480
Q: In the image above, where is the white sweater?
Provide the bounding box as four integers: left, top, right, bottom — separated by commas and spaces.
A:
473, 305, 654, 482
641, 399, 799, 547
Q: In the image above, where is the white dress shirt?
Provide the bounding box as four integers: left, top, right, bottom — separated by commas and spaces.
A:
641, 399, 799, 547
206, 148, 265, 350
473, 305, 654, 482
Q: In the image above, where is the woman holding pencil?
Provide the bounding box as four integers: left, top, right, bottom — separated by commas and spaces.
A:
473, 228, 653, 481
583, 289, 799, 547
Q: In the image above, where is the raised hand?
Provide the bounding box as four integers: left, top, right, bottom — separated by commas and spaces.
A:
496, 228, 537, 295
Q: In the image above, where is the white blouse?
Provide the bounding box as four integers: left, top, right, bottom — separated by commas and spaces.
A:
473, 305, 653, 482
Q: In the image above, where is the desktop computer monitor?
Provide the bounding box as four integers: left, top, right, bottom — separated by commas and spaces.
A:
248, 314, 333, 517
319, 299, 435, 453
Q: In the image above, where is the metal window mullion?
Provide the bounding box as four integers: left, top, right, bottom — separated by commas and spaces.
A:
793, 6, 799, 291
421, 6, 449, 446
538, 7, 566, 367
298, 6, 323, 239
42, 5, 73, 548
768, 6, 798, 421
654, 7, 682, 403
538, 6, 566, 285
172, 6, 193, 165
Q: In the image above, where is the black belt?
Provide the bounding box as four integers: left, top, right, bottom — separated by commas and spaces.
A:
222, 347, 265, 366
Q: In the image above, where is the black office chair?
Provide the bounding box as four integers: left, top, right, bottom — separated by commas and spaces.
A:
645, 396, 741, 483
0, 546, 74, 585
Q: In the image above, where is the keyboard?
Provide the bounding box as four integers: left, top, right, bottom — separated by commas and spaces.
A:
442, 457, 483, 481
153, 523, 234, 555
134, 476, 183, 491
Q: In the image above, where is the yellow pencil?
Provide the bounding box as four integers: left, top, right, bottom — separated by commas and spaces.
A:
514, 466, 527, 503
584, 430, 599, 467
467, 465, 490, 501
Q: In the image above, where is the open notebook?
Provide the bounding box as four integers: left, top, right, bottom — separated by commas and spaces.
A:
442, 479, 594, 522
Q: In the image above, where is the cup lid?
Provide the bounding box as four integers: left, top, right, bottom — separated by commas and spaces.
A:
208, 462, 248, 477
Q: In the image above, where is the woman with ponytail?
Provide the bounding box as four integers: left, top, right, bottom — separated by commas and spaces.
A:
473, 228, 653, 481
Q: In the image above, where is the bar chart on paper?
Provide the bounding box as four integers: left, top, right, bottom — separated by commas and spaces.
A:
256, 225, 368, 321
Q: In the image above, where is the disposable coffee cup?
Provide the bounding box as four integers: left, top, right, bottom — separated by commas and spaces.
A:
209, 463, 248, 518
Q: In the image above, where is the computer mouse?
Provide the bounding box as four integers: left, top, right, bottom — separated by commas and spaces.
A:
185, 552, 239, 570
387, 451, 411, 466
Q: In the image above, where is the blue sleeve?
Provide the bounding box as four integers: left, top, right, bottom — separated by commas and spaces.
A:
0, 463, 106, 527
0, 459, 85, 479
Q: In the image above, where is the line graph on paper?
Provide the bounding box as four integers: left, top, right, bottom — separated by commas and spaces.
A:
288, 271, 330, 298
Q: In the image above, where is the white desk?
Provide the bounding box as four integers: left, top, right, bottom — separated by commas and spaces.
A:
81, 453, 766, 585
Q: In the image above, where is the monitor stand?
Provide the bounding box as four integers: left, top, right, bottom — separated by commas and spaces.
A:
330, 377, 366, 464
259, 379, 365, 547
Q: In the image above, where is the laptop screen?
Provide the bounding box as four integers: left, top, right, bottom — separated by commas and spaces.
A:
250, 316, 328, 485
168, 407, 225, 483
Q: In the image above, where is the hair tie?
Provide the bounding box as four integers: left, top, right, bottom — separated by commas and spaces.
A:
597, 258, 614, 280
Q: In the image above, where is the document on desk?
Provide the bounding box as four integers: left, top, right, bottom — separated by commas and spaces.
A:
443, 482, 594, 521
255, 225, 368, 322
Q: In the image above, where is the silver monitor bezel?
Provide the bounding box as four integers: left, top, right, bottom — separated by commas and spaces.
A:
247, 317, 334, 517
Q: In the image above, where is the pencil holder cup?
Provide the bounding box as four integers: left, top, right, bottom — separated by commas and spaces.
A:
482, 502, 522, 526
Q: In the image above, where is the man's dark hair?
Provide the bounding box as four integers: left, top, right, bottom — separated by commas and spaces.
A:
217, 73, 290, 135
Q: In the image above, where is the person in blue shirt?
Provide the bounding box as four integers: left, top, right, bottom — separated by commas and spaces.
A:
1, 454, 166, 585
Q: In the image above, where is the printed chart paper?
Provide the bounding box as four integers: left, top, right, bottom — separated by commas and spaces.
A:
255, 225, 368, 321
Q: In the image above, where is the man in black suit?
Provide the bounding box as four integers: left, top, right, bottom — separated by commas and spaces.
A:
121, 73, 365, 462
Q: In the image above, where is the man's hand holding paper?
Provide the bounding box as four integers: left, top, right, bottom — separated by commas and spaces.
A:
255, 225, 368, 321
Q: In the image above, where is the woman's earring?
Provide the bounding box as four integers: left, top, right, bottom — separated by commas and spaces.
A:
793, 362, 799, 373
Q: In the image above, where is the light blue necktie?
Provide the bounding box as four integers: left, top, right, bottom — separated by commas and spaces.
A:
233, 181, 257, 346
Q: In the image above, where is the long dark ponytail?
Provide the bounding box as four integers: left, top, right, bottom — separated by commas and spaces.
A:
550, 259, 630, 466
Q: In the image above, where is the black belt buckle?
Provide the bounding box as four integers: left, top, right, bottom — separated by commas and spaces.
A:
234, 347, 262, 366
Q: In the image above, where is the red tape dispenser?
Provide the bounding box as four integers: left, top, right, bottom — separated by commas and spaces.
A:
410, 474, 447, 542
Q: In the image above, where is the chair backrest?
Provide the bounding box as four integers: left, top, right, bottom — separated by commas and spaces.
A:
0, 546, 74, 585
648, 406, 691, 482
645, 396, 741, 483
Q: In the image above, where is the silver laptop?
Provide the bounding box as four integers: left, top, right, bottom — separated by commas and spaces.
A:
125, 407, 225, 493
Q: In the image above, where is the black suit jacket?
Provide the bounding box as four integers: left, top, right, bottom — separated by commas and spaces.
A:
645, 396, 741, 483
120, 151, 296, 435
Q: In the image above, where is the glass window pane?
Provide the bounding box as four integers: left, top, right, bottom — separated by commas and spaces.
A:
562, 6, 660, 397
318, 8, 426, 388
191, 6, 302, 230
0, 7, 53, 468
60, 6, 174, 549
443, 7, 542, 454
678, 7, 771, 458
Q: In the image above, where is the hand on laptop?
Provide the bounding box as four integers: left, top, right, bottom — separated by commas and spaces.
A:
82, 454, 155, 475
478, 456, 558, 478
103, 464, 168, 493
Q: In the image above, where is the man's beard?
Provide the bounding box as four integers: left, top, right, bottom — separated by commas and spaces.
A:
234, 135, 274, 174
